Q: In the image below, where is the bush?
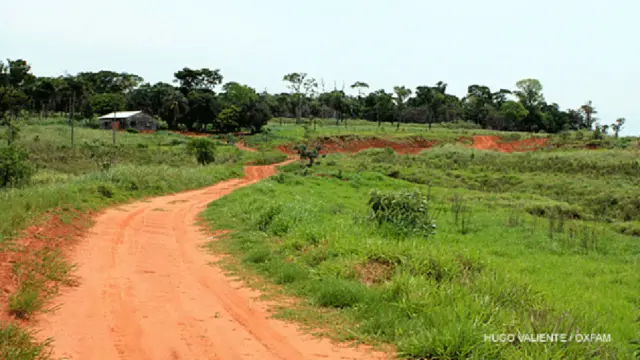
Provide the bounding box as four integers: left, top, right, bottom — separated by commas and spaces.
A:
157, 119, 169, 131
0, 145, 34, 188
126, 128, 139, 134
368, 189, 437, 237
187, 138, 217, 165
295, 143, 325, 167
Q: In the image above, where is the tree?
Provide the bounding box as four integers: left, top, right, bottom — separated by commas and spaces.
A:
185, 90, 220, 131
611, 117, 626, 138
77, 71, 143, 94
220, 82, 258, 108
580, 101, 597, 129
392, 86, 412, 129
365, 90, 395, 126
161, 89, 189, 128
187, 138, 217, 165
242, 95, 272, 134
174, 68, 223, 91
215, 106, 241, 133
500, 101, 529, 130
88, 93, 126, 116
514, 79, 545, 107
350, 81, 369, 97
283, 72, 316, 123
514, 79, 546, 132
462, 85, 494, 127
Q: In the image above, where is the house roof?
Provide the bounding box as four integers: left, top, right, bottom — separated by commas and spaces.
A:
98, 111, 142, 120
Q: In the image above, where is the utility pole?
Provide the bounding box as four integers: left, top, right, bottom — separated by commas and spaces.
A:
112, 101, 117, 145
70, 93, 75, 148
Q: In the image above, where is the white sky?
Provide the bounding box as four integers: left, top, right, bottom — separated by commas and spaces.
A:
2, 0, 638, 135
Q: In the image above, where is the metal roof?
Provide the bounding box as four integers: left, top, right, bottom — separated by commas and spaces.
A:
98, 111, 142, 120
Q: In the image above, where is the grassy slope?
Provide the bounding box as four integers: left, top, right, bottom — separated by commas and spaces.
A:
202, 147, 640, 359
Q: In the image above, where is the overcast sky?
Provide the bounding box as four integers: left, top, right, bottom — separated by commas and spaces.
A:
2, 0, 638, 136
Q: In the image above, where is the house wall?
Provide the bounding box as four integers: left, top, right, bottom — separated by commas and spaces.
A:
128, 113, 157, 131
98, 113, 157, 132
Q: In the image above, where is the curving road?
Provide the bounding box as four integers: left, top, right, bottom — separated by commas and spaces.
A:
36, 159, 388, 360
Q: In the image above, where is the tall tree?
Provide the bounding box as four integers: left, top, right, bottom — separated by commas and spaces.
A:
174, 68, 223, 92
611, 117, 626, 138
350, 81, 369, 97
392, 86, 412, 129
580, 100, 597, 129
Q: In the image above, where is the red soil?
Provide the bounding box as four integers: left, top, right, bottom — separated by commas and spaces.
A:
278, 136, 438, 155
0, 210, 91, 323
235, 141, 258, 152
168, 131, 211, 137
467, 135, 548, 153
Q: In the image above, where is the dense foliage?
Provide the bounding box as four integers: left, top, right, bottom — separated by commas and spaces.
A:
0, 59, 628, 135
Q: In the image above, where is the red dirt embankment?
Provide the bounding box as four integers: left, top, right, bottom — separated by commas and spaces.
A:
278, 135, 438, 155
465, 135, 548, 153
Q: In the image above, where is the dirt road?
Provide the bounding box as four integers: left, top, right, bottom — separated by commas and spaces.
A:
36, 159, 387, 360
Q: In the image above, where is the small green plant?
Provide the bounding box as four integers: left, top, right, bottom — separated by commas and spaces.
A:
177, 123, 187, 133
187, 138, 217, 165
0, 145, 34, 188
126, 128, 139, 134
368, 189, 437, 237
451, 194, 472, 234
8, 280, 42, 319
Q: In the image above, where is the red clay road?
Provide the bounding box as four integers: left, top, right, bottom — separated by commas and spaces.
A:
35, 159, 388, 360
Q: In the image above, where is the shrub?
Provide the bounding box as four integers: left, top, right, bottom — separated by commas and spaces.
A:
126, 128, 139, 134
187, 138, 217, 165
0, 145, 34, 188
295, 144, 325, 167
157, 119, 169, 131
368, 189, 437, 237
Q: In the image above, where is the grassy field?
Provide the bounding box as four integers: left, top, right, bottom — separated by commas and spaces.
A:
202, 139, 640, 358
1, 119, 639, 359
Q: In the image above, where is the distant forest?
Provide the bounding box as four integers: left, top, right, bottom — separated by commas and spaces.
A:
0, 58, 627, 136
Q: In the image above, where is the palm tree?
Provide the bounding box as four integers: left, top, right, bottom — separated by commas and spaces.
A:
580, 100, 597, 129
611, 117, 626, 138
162, 90, 189, 129
393, 86, 412, 129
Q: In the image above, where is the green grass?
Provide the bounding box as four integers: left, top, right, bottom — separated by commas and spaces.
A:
202, 149, 640, 359
0, 323, 52, 360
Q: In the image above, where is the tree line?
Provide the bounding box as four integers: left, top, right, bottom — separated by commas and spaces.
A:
0, 58, 627, 136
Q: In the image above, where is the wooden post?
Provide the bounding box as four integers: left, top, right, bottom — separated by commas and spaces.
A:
70, 93, 75, 148
112, 101, 117, 145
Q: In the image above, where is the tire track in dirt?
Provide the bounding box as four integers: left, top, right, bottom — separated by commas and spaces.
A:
35, 159, 389, 360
